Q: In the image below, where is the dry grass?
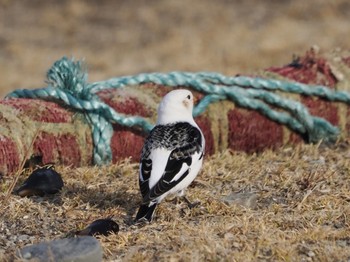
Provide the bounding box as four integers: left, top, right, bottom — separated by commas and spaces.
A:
1, 142, 350, 261
1, 2, 350, 260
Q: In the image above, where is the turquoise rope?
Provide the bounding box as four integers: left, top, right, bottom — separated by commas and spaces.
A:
6, 57, 348, 165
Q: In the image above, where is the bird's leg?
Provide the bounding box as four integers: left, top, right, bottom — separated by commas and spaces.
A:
182, 196, 200, 209
176, 190, 200, 208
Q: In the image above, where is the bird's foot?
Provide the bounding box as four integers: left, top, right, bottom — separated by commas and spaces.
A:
133, 217, 151, 226
182, 196, 200, 209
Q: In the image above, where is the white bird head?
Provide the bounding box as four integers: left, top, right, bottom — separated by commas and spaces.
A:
156, 89, 195, 125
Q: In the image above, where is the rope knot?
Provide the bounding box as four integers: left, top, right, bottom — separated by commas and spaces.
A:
46, 57, 91, 100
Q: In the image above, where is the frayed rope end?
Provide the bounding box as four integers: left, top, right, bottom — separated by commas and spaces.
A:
46, 57, 91, 100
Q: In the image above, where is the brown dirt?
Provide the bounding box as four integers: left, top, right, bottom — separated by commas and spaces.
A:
1, 1, 350, 261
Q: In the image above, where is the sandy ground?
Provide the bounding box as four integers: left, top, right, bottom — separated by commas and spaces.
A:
1, 0, 350, 97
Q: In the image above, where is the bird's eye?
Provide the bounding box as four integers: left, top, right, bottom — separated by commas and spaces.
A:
187, 95, 191, 99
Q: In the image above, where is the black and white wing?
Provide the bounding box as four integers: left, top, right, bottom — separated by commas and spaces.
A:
139, 122, 204, 204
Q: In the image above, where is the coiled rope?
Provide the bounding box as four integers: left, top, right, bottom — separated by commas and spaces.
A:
6, 57, 349, 165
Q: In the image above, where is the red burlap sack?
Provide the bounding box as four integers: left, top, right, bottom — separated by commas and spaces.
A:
1, 48, 349, 174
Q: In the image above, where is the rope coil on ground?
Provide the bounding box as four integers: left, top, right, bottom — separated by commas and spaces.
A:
6, 57, 348, 165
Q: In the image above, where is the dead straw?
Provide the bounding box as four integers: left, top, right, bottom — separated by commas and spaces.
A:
4, 127, 41, 202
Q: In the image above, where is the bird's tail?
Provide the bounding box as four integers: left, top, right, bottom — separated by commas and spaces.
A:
135, 202, 157, 222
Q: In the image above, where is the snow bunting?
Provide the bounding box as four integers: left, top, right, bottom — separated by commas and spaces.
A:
135, 89, 205, 222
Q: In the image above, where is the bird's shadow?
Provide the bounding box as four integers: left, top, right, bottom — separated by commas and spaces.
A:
61, 183, 141, 225
12, 179, 141, 226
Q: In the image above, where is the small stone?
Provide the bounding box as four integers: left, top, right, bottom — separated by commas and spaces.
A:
22, 252, 32, 259
307, 251, 315, 257
6, 242, 14, 247
10, 235, 17, 241
18, 235, 29, 242
17, 236, 102, 262
232, 242, 240, 248
224, 232, 234, 241
222, 192, 258, 209
336, 240, 347, 247
29, 236, 36, 241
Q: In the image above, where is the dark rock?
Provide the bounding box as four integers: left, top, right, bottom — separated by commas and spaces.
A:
16, 167, 64, 197
76, 218, 119, 236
